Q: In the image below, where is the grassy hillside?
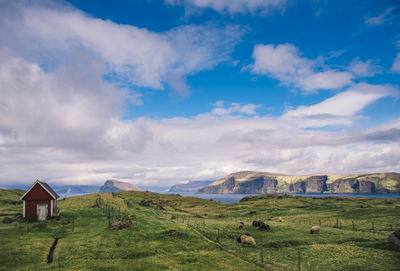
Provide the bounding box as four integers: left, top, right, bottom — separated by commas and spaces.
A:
0, 190, 399, 270
0, 188, 24, 215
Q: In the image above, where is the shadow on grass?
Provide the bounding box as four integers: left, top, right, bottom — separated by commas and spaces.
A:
356, 241, 400, 252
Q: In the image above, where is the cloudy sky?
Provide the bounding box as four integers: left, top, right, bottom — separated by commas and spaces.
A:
1, 0, 400, 187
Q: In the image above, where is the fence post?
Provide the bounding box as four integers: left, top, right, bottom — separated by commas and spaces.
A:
352, 220, 355, 230
261, 247, 264, 263
336, 218, 339, 228
298, 251, 301, 271
217, 229, 220, 243
372, 222, 374, 230
390, 224, 393, 231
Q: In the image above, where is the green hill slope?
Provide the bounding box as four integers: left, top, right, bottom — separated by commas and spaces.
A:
0, 189, 399, 270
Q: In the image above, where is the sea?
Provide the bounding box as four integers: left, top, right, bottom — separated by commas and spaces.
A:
160, 192, 400, 203
59, 192, 400, 203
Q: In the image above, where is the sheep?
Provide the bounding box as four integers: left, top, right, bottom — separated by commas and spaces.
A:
259, 222, 270, 231
252, 220, 270, 231
239, 222, 244, 229
237, 234, 256, 247
310, 225, 320, 234
279, 217, 283, 222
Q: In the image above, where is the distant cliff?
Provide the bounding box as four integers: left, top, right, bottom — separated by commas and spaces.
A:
168, 180, 214, 192
198, 171, 400, 194
99, 180, 142, 193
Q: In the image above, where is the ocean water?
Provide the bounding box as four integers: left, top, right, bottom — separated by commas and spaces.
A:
59, 192, 400, 203
162, 192, 400, 203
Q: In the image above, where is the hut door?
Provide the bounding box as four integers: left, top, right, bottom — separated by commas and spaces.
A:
37, 204, 48, 221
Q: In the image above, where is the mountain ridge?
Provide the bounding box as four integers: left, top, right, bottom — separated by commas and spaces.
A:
99, 180, 142, 193
199, 171, 400, 194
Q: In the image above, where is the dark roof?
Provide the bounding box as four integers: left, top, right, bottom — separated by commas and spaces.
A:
20, 180, 60, 200
39, 181, 59, 199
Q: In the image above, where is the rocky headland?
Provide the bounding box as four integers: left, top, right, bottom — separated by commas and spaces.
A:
99, 180, 142, 193
198, 171, 400, 194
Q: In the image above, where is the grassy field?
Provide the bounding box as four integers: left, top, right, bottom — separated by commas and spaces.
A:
0, 189, 399, 270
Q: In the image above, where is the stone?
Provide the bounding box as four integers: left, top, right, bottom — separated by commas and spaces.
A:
2, 217, 13, 224
388, 232, 400, 247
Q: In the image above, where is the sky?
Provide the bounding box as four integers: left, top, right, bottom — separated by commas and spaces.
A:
1, 0, 400, 187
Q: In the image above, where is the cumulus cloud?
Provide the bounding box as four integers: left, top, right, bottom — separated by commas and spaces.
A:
1, 75, 399, 187
348, 59, 382, 77
1, 1, 399, 187
165, 0, 288, 15
283, 83, 398, 127
0, 1, 244, 93
251, 43, 354, 93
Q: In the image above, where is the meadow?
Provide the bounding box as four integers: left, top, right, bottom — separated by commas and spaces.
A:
0, 189, 399, 270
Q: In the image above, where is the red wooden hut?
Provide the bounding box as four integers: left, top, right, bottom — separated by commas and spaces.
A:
20, 180, 59, 221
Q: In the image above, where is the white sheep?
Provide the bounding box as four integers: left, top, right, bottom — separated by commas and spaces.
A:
310, 225, 320, 234
237, 234, 256, 246
279, 217, 283, 222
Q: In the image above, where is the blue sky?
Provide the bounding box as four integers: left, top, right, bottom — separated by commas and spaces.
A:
68, 0, 400, 121
0, 0, 399, 186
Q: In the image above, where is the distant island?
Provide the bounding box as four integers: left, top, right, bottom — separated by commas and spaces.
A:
198, 171, 400, 194
99, 180, 142, 193
168, 180, 214, 193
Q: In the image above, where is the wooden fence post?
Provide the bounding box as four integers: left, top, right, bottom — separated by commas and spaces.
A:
390, 224, 393, 231
261, 247, 264, 263
298, 251, 301, 271
352, 220, 355, 230
336, 218, 339, 228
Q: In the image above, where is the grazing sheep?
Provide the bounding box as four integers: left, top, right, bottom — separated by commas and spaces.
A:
279, 217, 283, 222
237, 234, 256, 246
239, 222, 244, 229
310, 225, 320, 234
252, 220, 270, 231
259, 222, 270, 231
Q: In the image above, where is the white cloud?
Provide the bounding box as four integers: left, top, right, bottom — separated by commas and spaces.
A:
165, 0, 288, 15
283, 83, 398, 127
0, 1, 243, 93
0, 56, 398, 187
1, 1, 399, 187
365, 7, 395, 25
348, 59, 381, 77
391, 53, 400, 73
251, 43, 354, 93
210, 101, 260, 116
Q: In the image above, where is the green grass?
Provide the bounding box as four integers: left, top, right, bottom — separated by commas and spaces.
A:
0, 191, 399, 270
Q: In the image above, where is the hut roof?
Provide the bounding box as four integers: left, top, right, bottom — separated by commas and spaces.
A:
20, 180, 60, 200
